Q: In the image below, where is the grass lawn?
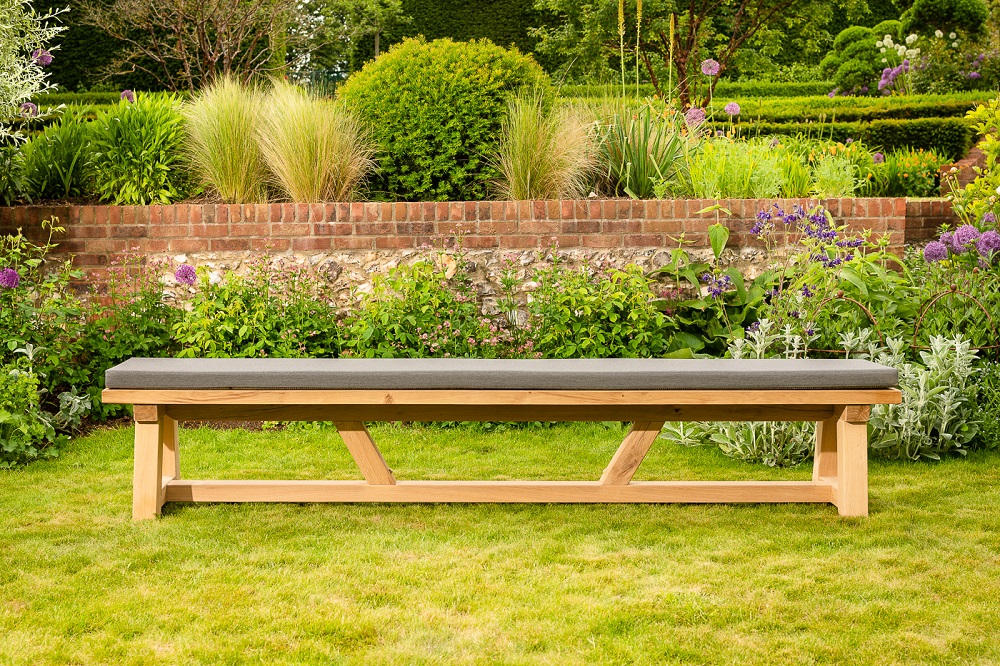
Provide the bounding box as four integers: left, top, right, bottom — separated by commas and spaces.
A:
2, 422, 999, 665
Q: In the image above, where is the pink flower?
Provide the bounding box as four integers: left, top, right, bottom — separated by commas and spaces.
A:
723, 102, 740, 116
701, 59, 720, 76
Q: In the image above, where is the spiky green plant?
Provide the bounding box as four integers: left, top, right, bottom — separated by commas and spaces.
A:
600, 102, 687, 199
258, 81, 375, 202
183, 76, 268, 203
495, 92, 596, 200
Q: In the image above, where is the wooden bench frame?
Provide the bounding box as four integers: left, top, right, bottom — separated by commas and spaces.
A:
101, 387, 902, 520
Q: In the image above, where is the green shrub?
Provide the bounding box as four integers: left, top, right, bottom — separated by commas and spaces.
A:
871, 148, 947, 197
527, 262, 678, 358
0, 145, 26, 205
258, 81, 375, 202
183, 77, 268, 204
975, 361, 1000, 449
871, 19, 903, 41
713, 93, 988, 123
173, 257, 341, 359
821, 26, 881, 95
0, 361, 62, 468
88, 92, 189, 205
339, 37, 551, 201
901, 0, 989, 37
344, 257, 494, 358
20, 107, 92, 200
495, 90, 595, 200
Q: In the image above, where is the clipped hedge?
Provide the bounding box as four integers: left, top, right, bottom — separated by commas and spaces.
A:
728, 117, 974, 160
559, 81, 836, 100
712, 93, 990, 123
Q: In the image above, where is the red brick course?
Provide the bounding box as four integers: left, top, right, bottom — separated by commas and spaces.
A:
0, 198, 945, 267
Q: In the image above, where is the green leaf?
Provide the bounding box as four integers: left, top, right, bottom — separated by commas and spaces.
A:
708, 223, 730, 261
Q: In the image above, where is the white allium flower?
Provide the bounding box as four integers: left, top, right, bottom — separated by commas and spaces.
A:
949, 32, 957, 39
881, 58, 888, 63
906, 48, 919, 58
906, 34, 918, 44
952, 41, 959, 48
876, 40, 884, 47
880, 47, 887, 53
935, 30, 944, 38
897, 45, 906, 55
884, 34, 893, 43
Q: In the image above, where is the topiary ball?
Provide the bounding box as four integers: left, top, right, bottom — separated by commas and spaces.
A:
338, 37, 552, 202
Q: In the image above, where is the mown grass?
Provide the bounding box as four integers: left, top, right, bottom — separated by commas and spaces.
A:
2, 422, 999, 665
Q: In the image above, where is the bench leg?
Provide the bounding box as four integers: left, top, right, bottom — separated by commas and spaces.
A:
133, 405, 165, 520
162, 416, 180, 480
812, 412, 840, 482
835, 409, 869, 517
600, 421, 665, 485
334, 421, 396, 485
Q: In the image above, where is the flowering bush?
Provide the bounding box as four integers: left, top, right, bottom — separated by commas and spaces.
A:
910, 31, 1000, 94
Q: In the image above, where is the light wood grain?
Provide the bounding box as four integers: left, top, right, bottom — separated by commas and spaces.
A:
600, 421, 664, 485
132, 404, 161, 422
163, 403, 839, 423
835, 417, 869, 517
812, 408, 842, 482
133, 417, 164, 520
105, 388, 902, 407
161, 416, 180, 481
163, 479, 836, 504
334, 421, 395, 485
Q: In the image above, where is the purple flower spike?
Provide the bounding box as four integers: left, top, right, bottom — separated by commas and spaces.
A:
0, 268, 20, 289
175, 264, 196, 285
982, 211, 996, 224
923, 241, 948, 263
20, 102, 38, 117
121, 89, 135, 103
724, 102, 740, 116
873, 152, 885, 164
31, 49, 52, 66
701, 59, 720, 76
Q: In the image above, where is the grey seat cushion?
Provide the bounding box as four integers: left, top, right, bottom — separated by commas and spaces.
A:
105, 358, 898, 391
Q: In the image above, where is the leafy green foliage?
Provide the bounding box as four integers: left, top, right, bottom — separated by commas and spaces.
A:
0, 359, 62, 468
527, 262, 679, 358
710, 92, 990, 123
900, 0, 989, 37
599, 102, 686, 199
173, 258, 341, 359
88, 92, 189, 205
560, 81, 837, 100
974, 361, 1000, 449
338, 37, 551, 201
20, 107, 92, 199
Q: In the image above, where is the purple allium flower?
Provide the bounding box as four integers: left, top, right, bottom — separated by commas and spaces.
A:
975, 230, 1000, 259
19, 102, 37, 117
970, 72, 982, 79
769, 137, 780, 148
952, 224, 982, 251
175, 264, 196, 285
31, 49, 52, 66
685, 107, 706, 129
701, 59, 720, 77
827, 90, 836, 98
715, 130, 724, 137
724, 102, 740, 116
940, 231, 954, 249
845, 138, 853, 144
860, 86, 869, 94
0, 268, 20, 289
982, 211, 996, 224
923, 241, 948, 263
873, 152, 885, 164
120, 89, 135, 103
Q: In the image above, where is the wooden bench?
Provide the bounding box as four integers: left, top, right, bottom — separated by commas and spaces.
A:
102, 358, 901, 520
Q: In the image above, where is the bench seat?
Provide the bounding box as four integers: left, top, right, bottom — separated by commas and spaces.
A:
102, 358, 901, 520
105, 357, 898, 391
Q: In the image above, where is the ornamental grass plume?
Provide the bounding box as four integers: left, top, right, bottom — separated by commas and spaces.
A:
494, 90, 596, 200
183, 76, 268, 203
0, 267, 19, 289
258, 80, 375, 202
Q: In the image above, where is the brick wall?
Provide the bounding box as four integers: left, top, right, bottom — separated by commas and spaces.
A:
905, 198, 955, 243
0, 198, 936, 270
